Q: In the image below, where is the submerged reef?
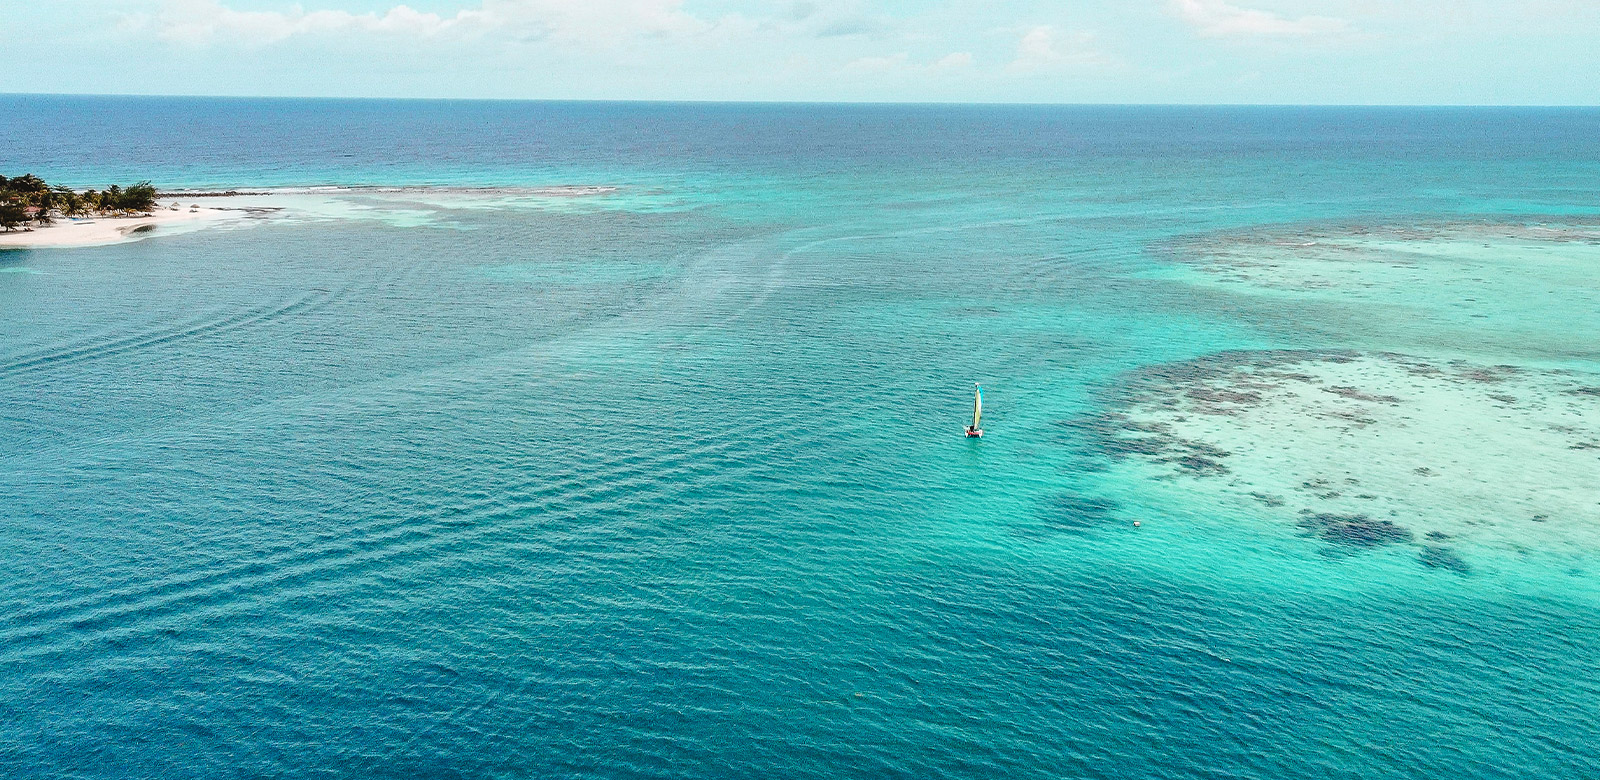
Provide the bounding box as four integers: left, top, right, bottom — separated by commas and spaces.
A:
1152, 217, 1600, 364
1068, 350, 1600, 563
1298, 511, 1415, 549
1156, 218, 1600, 288
1418, 545, 1473, 575
1070, 216, 1600, 567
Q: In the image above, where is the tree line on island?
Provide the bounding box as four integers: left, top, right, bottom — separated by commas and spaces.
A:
0, 174, 160, 231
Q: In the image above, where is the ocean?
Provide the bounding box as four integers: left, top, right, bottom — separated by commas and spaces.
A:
2, 95, 1598, 778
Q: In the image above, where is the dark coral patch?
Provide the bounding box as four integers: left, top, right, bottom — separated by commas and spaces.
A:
1323, 386, 1401, 403
1102, 437, 1169, 457
1038, 493, 1119, 533
1249, 492, 1286, 507
1325, 408, 1377, 426
1063, 408, 1234, 477
1185, 387, 1264, 405
1419, 545, 1472, 575
1167, 455, 1229, 476
1455, 364, 1520, 384
1298, 512, 1414, 548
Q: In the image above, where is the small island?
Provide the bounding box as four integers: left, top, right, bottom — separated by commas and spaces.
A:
0, 174, 159, 229
0, 173, 234, 249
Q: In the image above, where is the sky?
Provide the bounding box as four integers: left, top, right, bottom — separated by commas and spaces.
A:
3, 0, 1599, 104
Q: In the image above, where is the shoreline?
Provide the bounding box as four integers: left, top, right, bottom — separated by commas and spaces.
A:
0, 205, 242, 250
0, 184, 627, 250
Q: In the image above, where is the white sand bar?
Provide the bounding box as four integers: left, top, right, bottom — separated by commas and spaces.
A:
0, 206, 243, 250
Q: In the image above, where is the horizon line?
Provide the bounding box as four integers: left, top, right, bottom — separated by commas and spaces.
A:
4, 92, 1600, 109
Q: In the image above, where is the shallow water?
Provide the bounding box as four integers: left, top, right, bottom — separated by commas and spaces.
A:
3, 98, 1599, 778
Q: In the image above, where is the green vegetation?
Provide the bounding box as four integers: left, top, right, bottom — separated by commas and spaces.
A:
0, 174, 159, 232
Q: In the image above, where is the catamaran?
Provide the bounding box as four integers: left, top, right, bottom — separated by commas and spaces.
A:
965, 383, 984, 438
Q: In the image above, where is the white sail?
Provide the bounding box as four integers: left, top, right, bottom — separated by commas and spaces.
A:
972, 385, 982, 429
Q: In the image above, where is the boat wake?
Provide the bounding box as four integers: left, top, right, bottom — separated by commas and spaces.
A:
0, 288, 341, 378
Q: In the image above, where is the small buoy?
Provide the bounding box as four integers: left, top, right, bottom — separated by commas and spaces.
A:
1133, 520, 1141, 527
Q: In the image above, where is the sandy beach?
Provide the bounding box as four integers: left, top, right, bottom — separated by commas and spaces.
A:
0, 205, 241, 249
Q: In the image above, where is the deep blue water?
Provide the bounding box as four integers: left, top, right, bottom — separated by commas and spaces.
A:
2, 96, 1599, 778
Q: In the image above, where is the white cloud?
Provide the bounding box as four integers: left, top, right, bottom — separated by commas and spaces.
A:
1170, 0, 1352, 38
842, 52, 910, 73
158, 1, 468, 45
838, 51, 974, 77
156, 0, 711, 47
485, 0, 710, 44
1014, 26, 1060, 67
1008, 25, 1105, 73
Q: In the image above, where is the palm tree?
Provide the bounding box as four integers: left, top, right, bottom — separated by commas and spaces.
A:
52, 186, 83, 216
122, 182, 158, 213
0, 200, 27, 232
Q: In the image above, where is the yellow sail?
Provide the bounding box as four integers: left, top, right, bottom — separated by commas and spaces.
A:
972, 385, 982, 429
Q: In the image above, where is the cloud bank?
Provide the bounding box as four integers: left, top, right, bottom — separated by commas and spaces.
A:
157, 0, 710, 47
13, 0, 1597, 103
1171, 0, 1352, 39
1009, 25, 1107, 72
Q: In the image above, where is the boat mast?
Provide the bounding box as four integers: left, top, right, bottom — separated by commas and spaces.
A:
972, 384, 982, 430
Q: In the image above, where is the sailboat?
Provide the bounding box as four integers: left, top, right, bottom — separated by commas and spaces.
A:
965, 383, 984, 438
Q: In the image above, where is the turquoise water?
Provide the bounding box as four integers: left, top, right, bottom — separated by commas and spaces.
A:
2, 97, 1599, 778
